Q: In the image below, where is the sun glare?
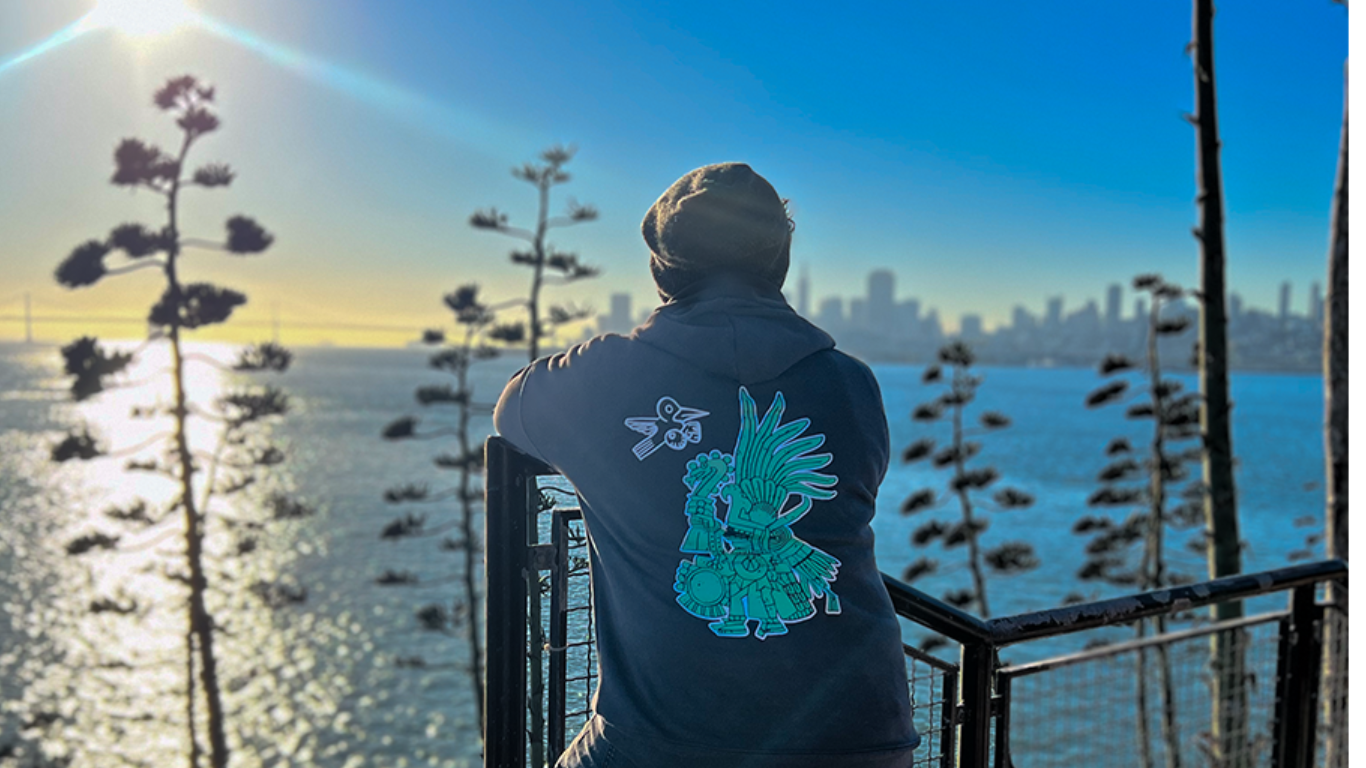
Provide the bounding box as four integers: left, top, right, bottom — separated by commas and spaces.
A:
87, 0, 197, 39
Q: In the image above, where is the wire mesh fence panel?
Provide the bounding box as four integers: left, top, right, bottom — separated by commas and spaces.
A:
559, 514, 597, 746
904, 645, 958, 768
524, 477, 583, 767
1318, 602, 1347, 768
517, 476, 598, 768
1001, 613, 1283, 768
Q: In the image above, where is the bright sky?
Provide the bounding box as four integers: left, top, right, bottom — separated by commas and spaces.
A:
0, 0, 1349, 346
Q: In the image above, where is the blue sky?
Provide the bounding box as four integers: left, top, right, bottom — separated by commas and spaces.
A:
0, 0, 1349, 343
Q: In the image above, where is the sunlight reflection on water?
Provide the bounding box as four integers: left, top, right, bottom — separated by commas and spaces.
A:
0, 342, 489, 767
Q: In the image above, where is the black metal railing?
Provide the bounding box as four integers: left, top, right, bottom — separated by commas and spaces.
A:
484, 436, 1347, 768
882, 559, 1348, 768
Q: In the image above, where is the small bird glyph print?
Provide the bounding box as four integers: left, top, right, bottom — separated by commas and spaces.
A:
624, 396, 709, 460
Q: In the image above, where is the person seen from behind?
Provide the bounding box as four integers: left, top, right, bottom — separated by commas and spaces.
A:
495, 162, 919, 767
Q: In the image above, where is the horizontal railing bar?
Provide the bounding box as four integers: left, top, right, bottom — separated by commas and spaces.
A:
902, 643, 960, 674
883, 573, 993, 645
984, 559, 1346, 646
998, 609, 1288, 678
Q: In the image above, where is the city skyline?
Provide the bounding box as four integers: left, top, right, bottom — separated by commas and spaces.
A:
594, 266, 1328, 339
0, 265, 1332, 350
799, 267, 1326, 335
785, 267, 1326, 371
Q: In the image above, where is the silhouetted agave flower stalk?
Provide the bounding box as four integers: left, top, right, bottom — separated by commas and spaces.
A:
901, 340, 1037, 646
377, 149, 599, 761
469, 145, 600, 361
48, 75, 307, 768
1077, 273, 1207, 768
377, 283, 505, 735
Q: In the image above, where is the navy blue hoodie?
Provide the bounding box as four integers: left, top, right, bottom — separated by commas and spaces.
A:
494, 276, 917, 767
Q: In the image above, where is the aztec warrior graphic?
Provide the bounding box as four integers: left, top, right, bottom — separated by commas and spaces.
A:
672, 387, 842, 639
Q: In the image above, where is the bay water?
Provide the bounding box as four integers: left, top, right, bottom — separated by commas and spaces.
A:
0, 343, 1324, 766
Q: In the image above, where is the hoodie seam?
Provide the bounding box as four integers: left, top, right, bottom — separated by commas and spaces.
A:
726, 312, 741, 380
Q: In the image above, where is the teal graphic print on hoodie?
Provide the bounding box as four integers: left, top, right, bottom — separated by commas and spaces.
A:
674, 387, 841, 639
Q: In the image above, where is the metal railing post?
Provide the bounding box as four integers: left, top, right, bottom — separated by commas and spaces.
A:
547, 511, 571, 758
526, 478, 546, 768
993, 673, 1011, 768
940, 667, 959, 768
1272, 584, 1324, 768
484, 437, 530, 768
959, 641, 995, 768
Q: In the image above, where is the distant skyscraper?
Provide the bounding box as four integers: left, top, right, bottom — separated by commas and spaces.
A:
1310, 281, 1323, 323
599, 292, 634, 334
1230, 292, 1243, 322
895, 299, 921, 340
850, 298, 869, 330
923, 309, 943, 339
1046, 296, 1063, 327
1066, 301, 1101, 339
797, 265, 810, 317
1076, 300, 1098, 333
1105, 284, 1122, 326
1011, 305, 1035, 331
960, 314, 984, 339
816, 297, 844, 329
1279, 281, 1292, 322
867, 269, 895, 332
1134, 298, 1148, 322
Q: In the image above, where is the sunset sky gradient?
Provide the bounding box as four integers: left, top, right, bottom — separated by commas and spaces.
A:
0, 0, 1349, 346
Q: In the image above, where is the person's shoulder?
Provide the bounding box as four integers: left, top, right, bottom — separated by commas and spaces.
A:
827, 347, 876, 375
526, 333, 644, 390
543, 332, 634, 372
502, 333, 637, 458
810, 347, 882, 391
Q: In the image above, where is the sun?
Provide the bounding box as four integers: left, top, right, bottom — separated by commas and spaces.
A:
86, 0, 198, 39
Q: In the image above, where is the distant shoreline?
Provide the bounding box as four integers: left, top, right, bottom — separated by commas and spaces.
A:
0, 339, 1323, 377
